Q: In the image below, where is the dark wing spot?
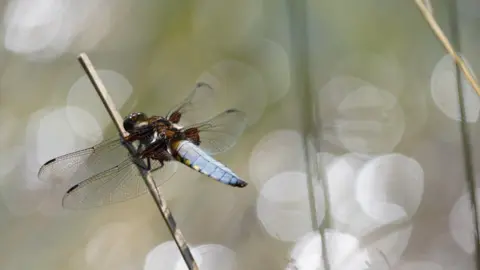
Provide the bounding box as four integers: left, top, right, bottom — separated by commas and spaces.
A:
184, 128, 200, 145
169, 111, 182, 124
66, 184, 80, 194
44, 158, 56, 166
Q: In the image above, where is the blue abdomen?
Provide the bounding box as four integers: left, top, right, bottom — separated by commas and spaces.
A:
170, 140, 247, 187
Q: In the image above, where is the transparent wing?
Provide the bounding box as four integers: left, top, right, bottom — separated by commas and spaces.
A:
38, 137, 129, 184
181, 109, 247, 155
165, 82, 215, 127
62, 159, 177, 209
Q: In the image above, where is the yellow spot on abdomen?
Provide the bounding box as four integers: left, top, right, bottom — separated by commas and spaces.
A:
184, 159, 191, 165
192, 165, 200, 171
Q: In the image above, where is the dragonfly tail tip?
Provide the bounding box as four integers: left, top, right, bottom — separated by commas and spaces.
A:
235, 181, 248, 188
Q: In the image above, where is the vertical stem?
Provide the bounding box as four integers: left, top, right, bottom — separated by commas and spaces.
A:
414, 0, 480, 266
446, 3, 480, 269
77, 53, 199, 270
286, 2, 331, 270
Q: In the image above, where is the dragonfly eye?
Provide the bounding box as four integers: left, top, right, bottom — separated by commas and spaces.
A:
123, 112, 147, 133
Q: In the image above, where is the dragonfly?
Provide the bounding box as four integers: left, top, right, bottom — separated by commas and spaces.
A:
38, 82, 248, 210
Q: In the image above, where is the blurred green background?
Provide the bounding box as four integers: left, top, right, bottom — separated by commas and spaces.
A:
2, 0, 480, 269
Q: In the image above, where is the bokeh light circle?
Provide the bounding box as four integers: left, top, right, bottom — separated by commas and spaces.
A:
144, 241, 182, 270
249, 39, 291, 104
87, 221, 154, 269
145, 242, 237, 270
3, 0, 113, 60
256, 171, 325, 242
332, 52, 405, 96
67, 69, 133, 133
326, 153, 371, 225
35, 106, 103, 169
4, 0, 68, 59
289, 230, 370, 270
449, 188, 480, 254
175, 244, 237, 270
318, 77, 405, 154
431, 54, 480, 123
365, 223, 413, 267
336, 86, 405, 153
249, 130, 314, 189
355, 154, 424, 223
1, 106, 103, 216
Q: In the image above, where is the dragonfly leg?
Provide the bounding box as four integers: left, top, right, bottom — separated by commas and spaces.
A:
131, 156, 151, 171
150, 151, 174, 173
150, 162, 163, 172
146, 158, 152, 170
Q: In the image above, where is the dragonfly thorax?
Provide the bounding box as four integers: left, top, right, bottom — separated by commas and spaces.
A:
136, 130, 169, 154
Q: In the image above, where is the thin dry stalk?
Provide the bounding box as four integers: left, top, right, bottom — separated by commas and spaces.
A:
77, 53, 199, 270
414, 0, 480, 97
415, 2, 480, 270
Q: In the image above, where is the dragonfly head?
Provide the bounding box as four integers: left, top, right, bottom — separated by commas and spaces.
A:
123, 112, 148, 133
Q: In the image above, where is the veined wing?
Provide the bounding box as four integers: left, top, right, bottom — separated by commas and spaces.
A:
62, 159, 177, 209
181, 109, 247, 155
165, 82, 215, 127
38, 137, 129, 184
